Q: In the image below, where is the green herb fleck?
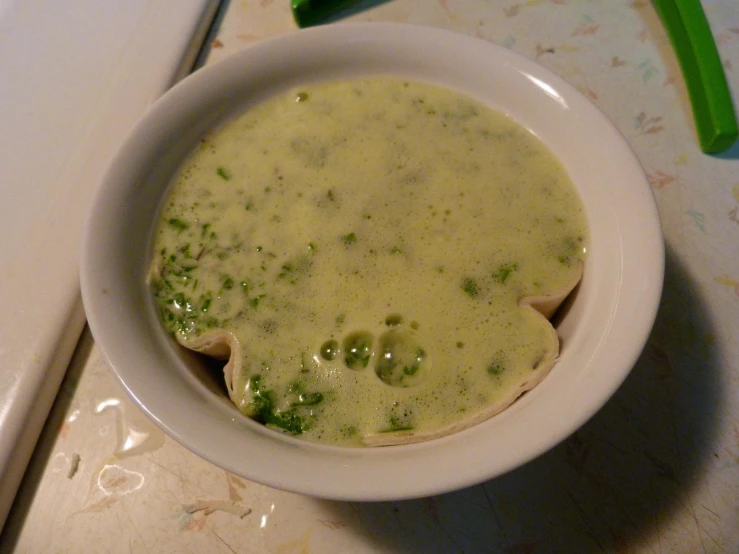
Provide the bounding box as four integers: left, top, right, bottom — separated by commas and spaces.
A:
247, 376, 306, 435
401, 348, 425, 377
385, 314, 403, 326
277, 262, 294, 279
216, 166, 231, 181
492, 263, 518, 284
380, 416, 414, 433
341, 232, 357, 246
292, 392, 323, 407
487, 359, 505, 377
403, 363, 420, 376
342, 425, 358, 437
168, 218, 189, 232
462, 278, 479, 298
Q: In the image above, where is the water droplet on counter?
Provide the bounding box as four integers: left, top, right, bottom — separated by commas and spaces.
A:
260, 502, 275, 529
92, 396, 165, 461
66, 408, 81, 423
95, 398, 120, 413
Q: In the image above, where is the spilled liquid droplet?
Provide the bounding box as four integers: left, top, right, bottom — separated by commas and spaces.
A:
95, 398, 120, 413
260, 502, 275, 529
66, 408, 81, 423
93, 396, 165, 460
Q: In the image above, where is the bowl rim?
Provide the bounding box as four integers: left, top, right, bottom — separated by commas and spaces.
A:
81, 21, 664, 500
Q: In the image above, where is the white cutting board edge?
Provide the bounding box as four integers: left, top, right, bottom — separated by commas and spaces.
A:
0, 0, 216, 530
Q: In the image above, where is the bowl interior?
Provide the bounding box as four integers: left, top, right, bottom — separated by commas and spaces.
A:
81, 23, 663, 500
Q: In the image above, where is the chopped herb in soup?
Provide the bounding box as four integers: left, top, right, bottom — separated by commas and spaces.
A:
149, 77, 588, 446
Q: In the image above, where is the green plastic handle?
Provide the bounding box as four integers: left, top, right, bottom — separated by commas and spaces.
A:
291, 0, 362, 28
654, 0, 738, 153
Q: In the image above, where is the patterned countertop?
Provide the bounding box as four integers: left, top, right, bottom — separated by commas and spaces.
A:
2, 1, 738, 552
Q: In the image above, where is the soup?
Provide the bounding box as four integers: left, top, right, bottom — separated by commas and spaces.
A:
149, 77, 587, 446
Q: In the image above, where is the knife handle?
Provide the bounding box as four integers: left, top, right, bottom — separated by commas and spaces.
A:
291, 0, 363, 28
654, 0, 738, 153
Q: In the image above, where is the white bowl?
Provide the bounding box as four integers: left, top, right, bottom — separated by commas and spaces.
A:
81, 23, 663, 500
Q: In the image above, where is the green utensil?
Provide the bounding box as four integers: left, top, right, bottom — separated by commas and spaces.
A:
291, 0, 362, 28
654, 0, 738, 153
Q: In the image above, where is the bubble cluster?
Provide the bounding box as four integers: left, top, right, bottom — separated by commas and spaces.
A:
318, 315, 431, 387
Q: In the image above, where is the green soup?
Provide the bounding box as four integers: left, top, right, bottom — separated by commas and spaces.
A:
150, 77, 588, 445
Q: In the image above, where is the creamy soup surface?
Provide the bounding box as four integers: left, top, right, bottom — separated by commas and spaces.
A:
149, 77, 588, 446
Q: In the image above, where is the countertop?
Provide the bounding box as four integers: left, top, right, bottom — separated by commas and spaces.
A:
2, 1, 739, 552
